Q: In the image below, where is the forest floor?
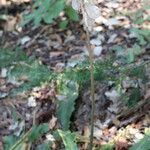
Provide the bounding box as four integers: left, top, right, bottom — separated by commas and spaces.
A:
0, 0, 150, 150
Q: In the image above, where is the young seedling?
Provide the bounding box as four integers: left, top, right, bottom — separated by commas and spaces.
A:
72, 0, 101, 149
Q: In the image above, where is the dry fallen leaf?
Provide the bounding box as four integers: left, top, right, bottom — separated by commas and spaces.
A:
0, 0, 7, 5
1, 15, 21, 31
115, 137, 129, 150
85, 3, 101, 19
49, 115, 57, 130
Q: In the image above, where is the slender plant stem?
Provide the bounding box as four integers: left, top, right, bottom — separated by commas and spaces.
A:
85, 28, 95, 150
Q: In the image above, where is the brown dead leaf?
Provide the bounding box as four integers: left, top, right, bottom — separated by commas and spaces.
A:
0, 0, 7, 5
49, 115, 57, 130
103, 128, 110, 136
113, 118, 121, 126
115, 137, 129, 150
1, 14, 21, 31
145, 88, 150, 100
0, 140, 3, 150
50, 51, 64, 58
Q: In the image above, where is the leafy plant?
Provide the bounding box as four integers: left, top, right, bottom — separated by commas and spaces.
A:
58, 130, 78, 150
28, 123, 49, 142
99, 144, 114, 150
37, 143, 51, 150
126, 88, 141, 107
23, 0, 65, 26
112, 44, 143, 63
3, 124, 49, 150
8, 60, 52, 93
130, 134, 150, 150
127, 44, 142, 63
3, 135, 19, 150
130, 28, 150, 46
0, 48, 28, 68
128, 0, 150, 25
0, 48, 52, 93
65, 5, 79, 22
23, 0, 79, 27
57, 79, 79, 130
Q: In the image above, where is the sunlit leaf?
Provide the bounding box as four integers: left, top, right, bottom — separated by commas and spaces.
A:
57, 80, 79, 130
58, 130, 78, 150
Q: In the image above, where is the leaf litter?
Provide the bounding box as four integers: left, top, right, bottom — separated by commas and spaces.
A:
0, 0, 150, 149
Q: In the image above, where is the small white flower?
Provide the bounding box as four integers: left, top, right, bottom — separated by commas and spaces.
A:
46, 134, 55, 141
28, 96, 37, 107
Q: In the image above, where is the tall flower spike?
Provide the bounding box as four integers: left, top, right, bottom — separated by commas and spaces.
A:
71, 1, 101, 149
72, 0, 100, 31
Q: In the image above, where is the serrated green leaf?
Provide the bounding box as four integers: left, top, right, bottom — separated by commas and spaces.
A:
0, 48, 28, 68
3, 135, 19, 150
134, 17, 144, 25
23, 0, 65, 26
33, 10, 43, 26
58, 130, 78, 150
127, 88, 141, 107
65, 6, 79, 21
28, 123, 49, 142
132, 44, 141, 55
43, 0, 65, 24
48, 0, 65, 16
43, 12, 53, 24
130, 135, 150, 150
21, 13, 34, 26
127, 48, 134, 63
59, 20, 68, 29
57, 81, 79, 130
37, 143, 51, 150
112, 45, 124, 52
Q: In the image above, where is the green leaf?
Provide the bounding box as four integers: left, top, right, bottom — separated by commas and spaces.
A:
33, 10, 43, 26
8, 59, 52, 93
23, 0, 65, 26
127, 88, 141, 107
134, 17, 144, 25
129, 28, 142, 44
58, 130, 78, 150
37, 143, 51, 150
3, 135, 18, 150
100, 144, 114, 150
112, 45, 124, 52
0, 48, 28, 68
133, 44, 141, 55
65, 6, 79, 21
130, 135, 150, 150
127, 48, 134, 63
22, 13, 34, 26
43, 0, 65, 24
57, 80, 79, 130
59, 20, 69, 29
28, 123, 49, 142
43, 12, 53, 24
130, 28, 150, 45
146, 16, 150, 21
